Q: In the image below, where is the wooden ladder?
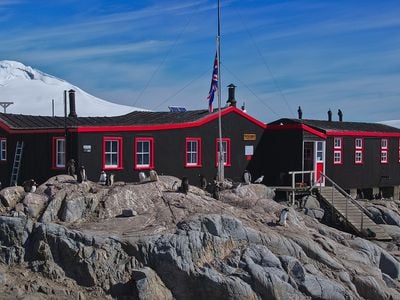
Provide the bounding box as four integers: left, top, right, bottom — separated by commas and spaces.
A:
10, 141, 24, 186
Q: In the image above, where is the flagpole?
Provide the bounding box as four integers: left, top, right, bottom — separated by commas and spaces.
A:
217, 0, 224, 182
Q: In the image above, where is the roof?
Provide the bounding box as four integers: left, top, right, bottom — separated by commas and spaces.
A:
0, 106, 266, 133
268, 118, 400, 137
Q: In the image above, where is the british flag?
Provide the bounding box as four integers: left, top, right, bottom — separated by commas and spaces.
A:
207, 53, 218, 113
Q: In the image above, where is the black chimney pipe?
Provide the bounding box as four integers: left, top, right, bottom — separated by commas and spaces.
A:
338, 109, 343, 122
226, 84, 237, 107
297, 106, 302, 119
328, 109, 332, 122
68, 89, 77, 118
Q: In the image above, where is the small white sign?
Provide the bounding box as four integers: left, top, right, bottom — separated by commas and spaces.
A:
245, 145, 254, 156
83, 145, 92, 153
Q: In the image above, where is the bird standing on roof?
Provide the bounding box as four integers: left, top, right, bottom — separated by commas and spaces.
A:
254, 175, 264, 184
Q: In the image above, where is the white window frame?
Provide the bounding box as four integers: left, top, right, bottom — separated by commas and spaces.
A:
186, 138, 201, 167
136, 140, 151, 168
333, 137, 342, 164
105, 139, 120, 168
381, 138, 388, 164
0, 138, 6, 161
355, 138, 363, 164
334, 137, 342, 149
55, 138, 65, 168
381, 138, 388, 149
333, 151, 342, 164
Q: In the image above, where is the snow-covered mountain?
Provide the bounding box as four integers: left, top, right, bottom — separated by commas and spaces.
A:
380, 120, 400, 129
0, 60, 146, 117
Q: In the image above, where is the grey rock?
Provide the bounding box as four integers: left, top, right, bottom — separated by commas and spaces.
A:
379, 250, 400, 279
300, 274, 350, 300
352, 275, 391, 300
279, 255, 306, 284
0, 186, 25, 209
23, 193, 47, 219
302, 195, 320, 209
304, 207, 325, 220
0, 216, 33, 264
132, 267, 174, 300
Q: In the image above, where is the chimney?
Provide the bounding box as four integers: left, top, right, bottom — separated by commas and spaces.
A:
297, 106, 302, 119
328, 109, 332, 121
338, 109, 343, 122
226, 84, 237, 107
68, 89, 77, 118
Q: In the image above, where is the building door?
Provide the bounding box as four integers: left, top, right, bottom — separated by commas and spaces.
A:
303, 141, 314, 185
315, 141, 325, 186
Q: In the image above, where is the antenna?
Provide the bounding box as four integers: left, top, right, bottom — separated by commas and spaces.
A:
0, 102, 14, 113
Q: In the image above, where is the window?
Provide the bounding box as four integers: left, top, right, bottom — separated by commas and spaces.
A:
333, 137, 342, 164
216, 138, 231, 167
185, 138, 202, 167
134, 137, 154, 170
334, 151, 342, 164
381, 138, 388, 164
0, 138, 6, 162
52, 137, 65, 169
334, 137, 342, 149
355, 138, 363, 164
103, 137, 123, 169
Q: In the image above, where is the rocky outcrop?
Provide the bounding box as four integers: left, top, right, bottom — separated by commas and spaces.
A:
0, 175, 399, 299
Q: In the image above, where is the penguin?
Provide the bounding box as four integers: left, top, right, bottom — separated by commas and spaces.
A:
278, 208, 289, 226
149, 170, 159, 181
106, 173, 114, 186
22, 179, 36, 193
180, 177, 189, 194
243, 170, 252, 184
172, 181, 179, 191
199, 174, 207, 190
78, 166, 87, 183
138, 172, 146, 183
66, 159, 76, 178
99, 171, 107, 185
30, 181, 37, 193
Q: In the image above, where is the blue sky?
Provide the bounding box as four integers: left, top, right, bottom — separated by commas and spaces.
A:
1, 0, 400, 123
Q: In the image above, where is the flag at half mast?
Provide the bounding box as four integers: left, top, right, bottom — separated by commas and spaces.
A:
207, 53, 218, 112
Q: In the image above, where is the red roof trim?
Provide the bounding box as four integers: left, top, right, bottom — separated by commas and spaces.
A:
326, 131, 400, 138
0, 107, 265, 134
75, 107, 266, 133
267, 124, 327, 139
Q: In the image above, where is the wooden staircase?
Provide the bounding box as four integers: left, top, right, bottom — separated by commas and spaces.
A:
315, 175, 391, 241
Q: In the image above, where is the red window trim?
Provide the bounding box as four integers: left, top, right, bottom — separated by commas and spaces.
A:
103, 137, 123, 170
51, 136, 65, 170
215, 138, 231, 167
185, 137, 202, 168
354, 138, 363, 165
134, 137, 154, 170
0, 137, 7, 163
333, 137, 343, 165
381, 138, 388, 164
398, 138, 400, 163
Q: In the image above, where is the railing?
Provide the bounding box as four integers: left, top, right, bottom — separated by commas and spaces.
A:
314, 172, 375, 231
288, 170, 315, 205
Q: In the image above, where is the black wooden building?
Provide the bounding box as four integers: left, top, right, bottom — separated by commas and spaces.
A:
0, 92, 265, 187
261, 117, 400, 198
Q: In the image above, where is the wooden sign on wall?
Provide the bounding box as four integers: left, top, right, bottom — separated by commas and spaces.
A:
243, 133, 256, 141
